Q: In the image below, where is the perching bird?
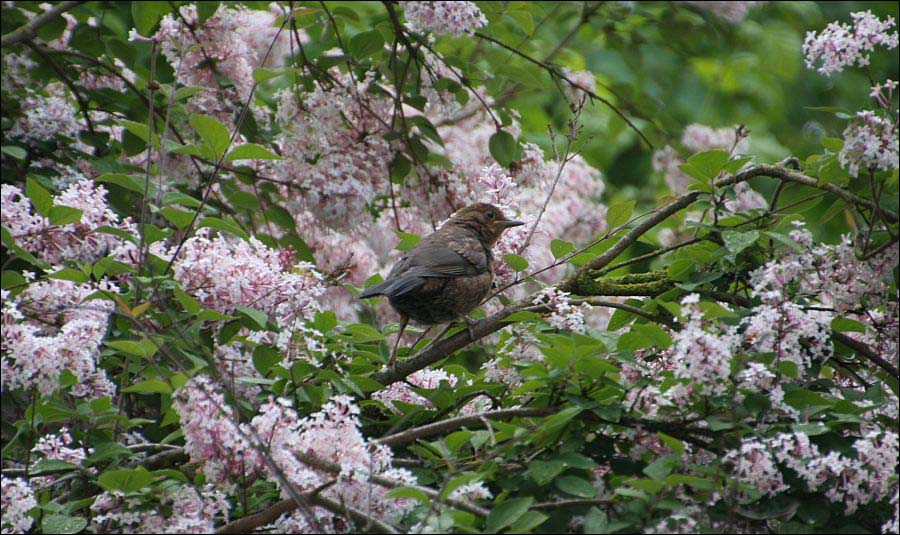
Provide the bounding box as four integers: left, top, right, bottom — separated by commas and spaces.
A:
359, 203, 524, 365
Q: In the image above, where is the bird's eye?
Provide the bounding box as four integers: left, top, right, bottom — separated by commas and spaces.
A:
486, 210, 495, 219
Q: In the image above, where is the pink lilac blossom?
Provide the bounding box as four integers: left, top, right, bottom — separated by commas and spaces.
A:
2, 279, 117, 397
724, 181, 768, 212
741, 302, 832, 370
838, 110, 899, 177
90, 484, 230, 534
29, 427, 95, 489
1, 477, 36, 534
803, 11, 899, 76
484, 326, 543, 387
560, 68, 597, 104
400, 1, 488, 36
683, 1, 764, 23
170, 229, 325, 349
273, 72, 396, 229
1, 180, 139, 265
724, 438, 788, 500
153, 3, 297, 124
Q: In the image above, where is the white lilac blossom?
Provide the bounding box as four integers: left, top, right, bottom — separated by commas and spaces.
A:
1, 477, 37, 534
400, 1, 487, 36
532, 287, 591, 333
839, 110, 899, 177
803, 11, 899, 76
669, 294, 738, 396
2, 279, 117, 397
727, 431, 898, 514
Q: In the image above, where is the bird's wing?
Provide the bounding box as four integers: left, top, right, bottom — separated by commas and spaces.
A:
358, 244, 481, 299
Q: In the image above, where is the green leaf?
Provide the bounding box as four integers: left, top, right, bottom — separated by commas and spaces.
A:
509, 511, 548, 532
681, 149, 730, 180
252, 67, 287, 83
394, 231, 421, 252
106, 339, 159, 359
48, 205, 84, 225
30, 459, 80, 475
643, 455, 679, 480
48, 268, 89, 283
384, 486, 430, 503
199, 217, 250, 240
132, 1, 169, 36
721, 230, 759, 255
502, 253, 529, 272
606, 200, 636, 228
122, 379, 172, 395
555, 475, 597, 498
527, 459, 565, 485
342, 323, 385, 342
657, 433, 685, 456
42, 515, 87, 535
253, 345, 283, 375
97, 467, 153, 493
583, 507, 609, 534
348, 30, 384, 58
831, 317, 866, 333
226, 143, 282, 161
485, 497, 534, 533
236, 305, 269, 329
1, 145, 27, 159
489, 130, 517, 167
550, 239, 574, 259
190, 114, 231, 159
159, 207, 194, 229
26, 177, 53, 216
665, 474, 713, 491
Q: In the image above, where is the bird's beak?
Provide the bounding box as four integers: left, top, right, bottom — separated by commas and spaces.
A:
498, 220, 525, 228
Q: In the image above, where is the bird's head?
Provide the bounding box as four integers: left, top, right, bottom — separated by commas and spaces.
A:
448, 203, 525, 245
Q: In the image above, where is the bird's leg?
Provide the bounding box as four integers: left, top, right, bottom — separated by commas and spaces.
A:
462, 315, 478, 341
417, 322, 454, 354
408, 326, 433, 353
388, 315, 409, 367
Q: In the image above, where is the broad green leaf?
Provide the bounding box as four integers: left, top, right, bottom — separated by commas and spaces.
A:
189, 114, 231, 159
42, 515, 87, 535
97, 467, 153, 493
606, 200, 636, 228
132, 1, 169, 36
722, 230, 759, 255
502, 253, 529, 272
226, 143, 282, 161
550, 239, 574, 259
26, 177, 53, 216
555, 475, 597, 498
485, 497, 534, 533
122, 379, 172, 395
348, 30, 384, 58
48, 205, 84, 225
489, 130, 517, 167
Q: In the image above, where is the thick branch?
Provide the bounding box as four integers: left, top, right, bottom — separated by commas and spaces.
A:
1, 1, 85, 47
217, 493, 397, 534
721, 164, 898, 223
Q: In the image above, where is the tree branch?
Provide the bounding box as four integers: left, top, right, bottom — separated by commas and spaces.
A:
1, 1, 85, 47
376, 408, 553, 447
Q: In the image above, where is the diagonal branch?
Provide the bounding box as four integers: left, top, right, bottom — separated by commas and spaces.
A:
1, 1, 85, 47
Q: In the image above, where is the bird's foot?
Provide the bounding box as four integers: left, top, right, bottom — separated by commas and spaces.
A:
462, 316, 477, 341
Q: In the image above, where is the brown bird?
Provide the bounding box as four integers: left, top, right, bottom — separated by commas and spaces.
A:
359, 203, 524, 365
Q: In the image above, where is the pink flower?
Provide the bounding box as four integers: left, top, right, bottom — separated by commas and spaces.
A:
401, 1, 487, 36
839, 110, 899, 177
1, 477, 37, 533
803, 11, 899, 76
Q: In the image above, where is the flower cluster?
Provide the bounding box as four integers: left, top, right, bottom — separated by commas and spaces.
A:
170, 229, 325, 352
669, 294, 738, 396
2, 279, 117, 397
90, 484, 230, 534
803, 11, 899, 76
532, 287, 591, 333
1, 180, 138, 265
727, 431, 898, 514
839, 110, 899, 176
173, 377, 417, 528
1, 476, 36, 534
373, 368, 458, 410
400, 1, 488, 36
153, 3, 295, 124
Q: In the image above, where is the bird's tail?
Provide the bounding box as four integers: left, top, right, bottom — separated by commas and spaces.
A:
358, 276, 422, 299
